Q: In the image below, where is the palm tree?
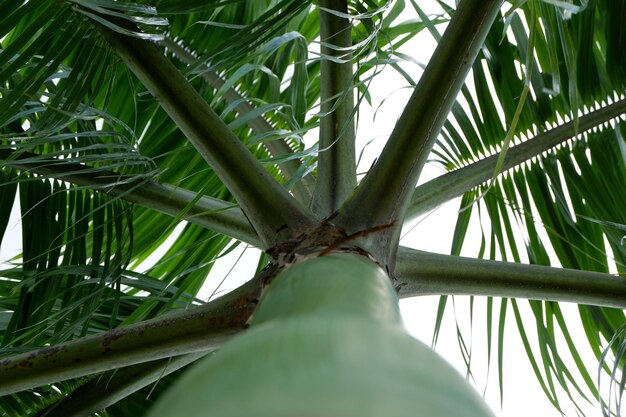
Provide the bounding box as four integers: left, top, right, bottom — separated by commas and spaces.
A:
0, 0, 624, 415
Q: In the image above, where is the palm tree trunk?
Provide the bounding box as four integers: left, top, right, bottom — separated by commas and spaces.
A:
147, 253, 495, 417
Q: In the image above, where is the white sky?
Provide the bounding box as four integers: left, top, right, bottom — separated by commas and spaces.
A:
0, 2, 611, 417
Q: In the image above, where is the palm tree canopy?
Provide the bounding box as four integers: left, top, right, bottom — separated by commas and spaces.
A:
0, 0, 625, 416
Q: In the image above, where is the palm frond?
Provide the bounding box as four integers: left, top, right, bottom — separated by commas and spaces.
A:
446, 124, 626, 414
432, 0, 625, 174
398, 1, 626, 415
1, 176, 132, 348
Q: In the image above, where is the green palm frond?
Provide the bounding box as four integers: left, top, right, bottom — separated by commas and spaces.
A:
433, 1, 625, 173
0, 172, 217, 345
445, 86, 626, 417
2, 177, 131, 347
406, 1, 626, 415
600, 323, 626, 417
0, 379, 84, 417
0, 0, 164, 157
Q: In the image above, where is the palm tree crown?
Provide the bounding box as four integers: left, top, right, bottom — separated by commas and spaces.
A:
0, 0, 624, 416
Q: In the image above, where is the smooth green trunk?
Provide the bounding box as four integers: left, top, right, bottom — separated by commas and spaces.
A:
148, 253, 494, 417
